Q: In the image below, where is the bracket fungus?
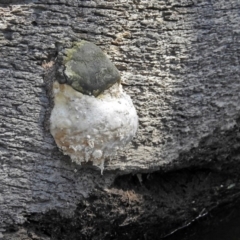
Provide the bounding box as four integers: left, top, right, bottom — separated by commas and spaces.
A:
50, 41, 138, 173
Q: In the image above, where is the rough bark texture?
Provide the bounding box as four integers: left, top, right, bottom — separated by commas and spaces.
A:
0, 0, 240, 239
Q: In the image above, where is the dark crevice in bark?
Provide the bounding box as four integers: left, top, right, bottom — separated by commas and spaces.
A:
17, 164, 240, 240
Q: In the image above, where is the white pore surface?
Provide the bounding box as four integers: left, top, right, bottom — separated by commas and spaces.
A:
50, 82, 138, 173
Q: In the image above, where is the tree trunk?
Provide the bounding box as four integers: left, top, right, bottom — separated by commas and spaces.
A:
1, 0, 240, 239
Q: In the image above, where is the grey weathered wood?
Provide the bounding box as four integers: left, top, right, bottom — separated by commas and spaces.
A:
0, 0, 240, 237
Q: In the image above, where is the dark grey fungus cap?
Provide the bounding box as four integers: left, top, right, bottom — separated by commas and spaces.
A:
63, 41, 120, 97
